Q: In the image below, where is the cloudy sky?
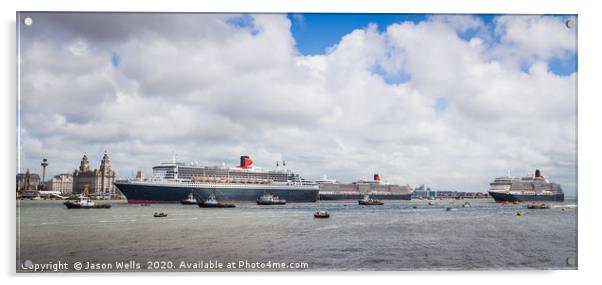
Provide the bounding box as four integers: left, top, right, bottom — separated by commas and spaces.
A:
17, 13, 577, 194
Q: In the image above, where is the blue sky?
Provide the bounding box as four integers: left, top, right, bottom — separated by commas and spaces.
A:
289, 13, 427, 54
288, 14, 576, 77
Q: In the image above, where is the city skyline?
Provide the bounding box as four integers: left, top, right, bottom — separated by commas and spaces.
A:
17, 13, 577, 194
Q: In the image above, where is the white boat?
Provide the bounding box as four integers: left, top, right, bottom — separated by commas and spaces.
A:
257, 193, 286, 205
314, 194, 330, 218
180, 192, 198, 205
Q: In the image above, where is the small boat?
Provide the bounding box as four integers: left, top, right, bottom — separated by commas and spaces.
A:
64, 196, 111, 209
462, 202, 471, 208
180, 192, 198, 205
526, 203, 550, 209
516, 210, 525, 216
256, 193, 286, 205
153, 212, 168, 218
198, 194, 236, 208
358, 194, 384, 205
314, 210, 330, 218
314, 194, 329, 218
446, 207, 454, 211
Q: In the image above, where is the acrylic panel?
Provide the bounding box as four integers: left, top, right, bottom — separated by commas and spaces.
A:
16, 12, 577, 272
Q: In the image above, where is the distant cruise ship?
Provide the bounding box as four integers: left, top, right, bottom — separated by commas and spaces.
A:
488, 169, 564, 202
318, 174, 413, 200
114, 156, 319, 203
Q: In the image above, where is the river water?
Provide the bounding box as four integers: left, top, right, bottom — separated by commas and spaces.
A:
16, 198, 577, 272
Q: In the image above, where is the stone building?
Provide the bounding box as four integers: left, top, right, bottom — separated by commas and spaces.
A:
135, 170, 144, 181
44, 174, 74, 195
16, 169, 40, 191
72, 153, 116, 195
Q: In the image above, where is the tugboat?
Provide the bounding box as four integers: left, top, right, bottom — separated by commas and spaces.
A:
180, 192, 198, 205
358, 194, 384, 205
257, 193, 286, 205
526, 203, 551, 209
64, 196, 111, 209
153, 212, 168, 218
462, 202, 471, 208
198, 194, 236, 208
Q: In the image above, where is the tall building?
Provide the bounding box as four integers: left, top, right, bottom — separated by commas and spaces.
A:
16, 169, 40, 191
135, 170, 144, 181
72, 152, 116, 195
43, 174, 74, 195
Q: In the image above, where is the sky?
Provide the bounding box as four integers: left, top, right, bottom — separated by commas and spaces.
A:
17, 13, 577, 195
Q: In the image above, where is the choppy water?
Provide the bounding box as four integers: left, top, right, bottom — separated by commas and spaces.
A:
16, 199, 577, 272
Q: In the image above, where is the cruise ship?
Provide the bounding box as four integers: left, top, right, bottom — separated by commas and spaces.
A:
114, 156, 319, 203
488, 169, 564, 202
318, 174, 413, 200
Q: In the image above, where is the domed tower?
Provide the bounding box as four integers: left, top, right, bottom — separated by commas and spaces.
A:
99, 152, 116, 194
100, 152, 111, 173
79, 154, 90, 172
73, 154, 91, 194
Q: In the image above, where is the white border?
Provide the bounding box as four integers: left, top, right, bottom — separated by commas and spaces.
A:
2, 0, 600, 284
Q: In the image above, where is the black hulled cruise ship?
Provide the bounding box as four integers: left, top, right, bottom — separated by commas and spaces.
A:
488, 169, 564, 202
114, 156, 319, 203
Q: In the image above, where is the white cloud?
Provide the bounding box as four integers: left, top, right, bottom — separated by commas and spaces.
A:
18, 14, 577, 195
493, 15, 577, 69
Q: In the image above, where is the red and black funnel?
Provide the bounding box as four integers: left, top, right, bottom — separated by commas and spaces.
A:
240, 156, 253, 169
374, 174, 381, 182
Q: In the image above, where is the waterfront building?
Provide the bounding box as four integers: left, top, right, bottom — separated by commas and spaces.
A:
44, 174, 74, 195
72, 153, 116, 195
135, 170, 144, 181
16, 169, 40, 191
435, 190, 456, 198
412, 184, 436, 198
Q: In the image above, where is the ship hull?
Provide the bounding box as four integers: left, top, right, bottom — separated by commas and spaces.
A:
198, 203, 236, 208
319, 193, 412, 201
488, 191, 564, 203
64, 202, 111, 209
256, 201, 286, 205
114, 182, 319, 204
358, 200, 384, 205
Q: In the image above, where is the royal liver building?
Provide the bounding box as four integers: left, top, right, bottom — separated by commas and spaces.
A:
72, 152, 116, 196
